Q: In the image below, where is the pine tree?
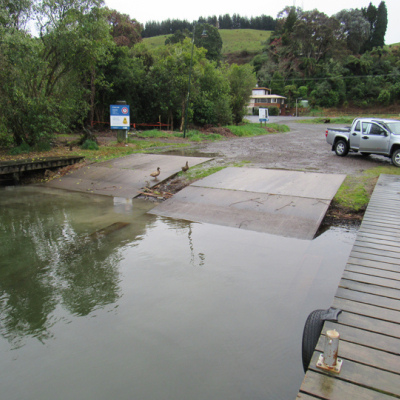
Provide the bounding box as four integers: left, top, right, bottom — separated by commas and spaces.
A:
372, 1, 388, 47
361, 1, 387, 52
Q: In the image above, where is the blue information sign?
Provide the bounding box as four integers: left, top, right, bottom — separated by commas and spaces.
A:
110, 105, 130, 130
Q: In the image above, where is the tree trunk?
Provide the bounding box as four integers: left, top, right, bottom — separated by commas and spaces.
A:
180, 99, 185, 132
89, 65, 96, 127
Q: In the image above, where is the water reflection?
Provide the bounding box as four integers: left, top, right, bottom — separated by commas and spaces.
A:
0, 187, 357, 400
161, 218, 206, 267
0, 187, 153, 348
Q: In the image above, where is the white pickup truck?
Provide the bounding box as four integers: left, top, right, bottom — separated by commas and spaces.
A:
326, 118, 400, 167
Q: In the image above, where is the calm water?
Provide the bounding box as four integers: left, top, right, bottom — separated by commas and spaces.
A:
0, 186, 357, 400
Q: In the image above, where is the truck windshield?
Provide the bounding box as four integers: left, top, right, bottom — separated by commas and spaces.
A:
385, 123, 400, 134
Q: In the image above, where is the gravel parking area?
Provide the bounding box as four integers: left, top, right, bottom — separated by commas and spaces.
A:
196, 117, 394, 174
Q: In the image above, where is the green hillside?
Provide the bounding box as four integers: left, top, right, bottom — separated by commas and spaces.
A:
142, 29, 271, 56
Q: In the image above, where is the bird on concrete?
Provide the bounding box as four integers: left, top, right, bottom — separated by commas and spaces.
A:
150, 167, 161, 180
181, 161, 189, 172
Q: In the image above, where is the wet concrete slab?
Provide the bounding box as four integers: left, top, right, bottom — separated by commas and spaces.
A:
149, 168, 346, 240
191, 168, 345, 200
45, 154, 212, 198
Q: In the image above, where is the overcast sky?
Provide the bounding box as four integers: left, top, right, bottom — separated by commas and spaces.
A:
104, 0, 399, 45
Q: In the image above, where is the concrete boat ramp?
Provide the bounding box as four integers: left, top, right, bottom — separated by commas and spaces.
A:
150, 167, 345, 240
46, 154, 211, 198
46, 154, 345, 240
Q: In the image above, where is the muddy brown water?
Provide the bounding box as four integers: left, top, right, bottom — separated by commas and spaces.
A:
0, 186, 357, 400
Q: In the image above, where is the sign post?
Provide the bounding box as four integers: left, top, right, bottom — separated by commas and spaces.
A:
259, 108, 269, 126
110, 101, 130, 143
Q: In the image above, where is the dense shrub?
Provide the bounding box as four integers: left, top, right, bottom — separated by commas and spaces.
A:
81, 140, 99, 150
8, 143, 31, 155
267, 107, 280, 116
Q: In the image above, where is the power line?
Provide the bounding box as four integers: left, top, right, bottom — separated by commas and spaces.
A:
271, 73, 398, 82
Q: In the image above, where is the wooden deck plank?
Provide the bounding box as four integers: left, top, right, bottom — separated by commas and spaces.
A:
355, 235, 400, 248
322, 321, 400, 354
351, 245, 400, 260
308, 351, 400, 397
347, 257, 400, 272
300, 370, 394, 400
362, 217, 400, 226
296, 393, 321, 400
345, 264, 400, 281
358, 227, 400, 238
342, 270, 400, 290
354, 240, 400, 254
358, 223, 400, 234
349, 251, 400, 266
315, 335, 400, 374
337, 310, 400, 338
340, 279, 400, 301
357, 229, 400, 239
335, 287, 400, 310
332, 297, 400, 324
364, 212, 400, 219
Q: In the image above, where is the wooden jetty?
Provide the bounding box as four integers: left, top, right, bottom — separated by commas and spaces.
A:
297, 174, 400, 399
0, 156, 84, 182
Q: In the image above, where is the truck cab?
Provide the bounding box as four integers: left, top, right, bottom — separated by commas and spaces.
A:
352, 120, 390, 154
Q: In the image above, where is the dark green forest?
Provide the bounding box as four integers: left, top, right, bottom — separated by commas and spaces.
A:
256, 2, 398, 109
142, 14, 277, 37
0, 0, 397, 148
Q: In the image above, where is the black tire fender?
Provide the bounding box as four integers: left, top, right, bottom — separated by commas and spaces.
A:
301, 309, 325, 372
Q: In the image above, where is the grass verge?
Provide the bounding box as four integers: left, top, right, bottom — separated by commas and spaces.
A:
227, 123, 289, 136
72, 141, 187, 162
178, 165, 226, 180
333, 165, 400, 211
296, 117, 354, 124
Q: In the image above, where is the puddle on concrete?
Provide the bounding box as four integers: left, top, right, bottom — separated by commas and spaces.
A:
0, 186, 357, 400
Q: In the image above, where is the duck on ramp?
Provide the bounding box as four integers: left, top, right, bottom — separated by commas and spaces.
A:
45, 154, 212, 198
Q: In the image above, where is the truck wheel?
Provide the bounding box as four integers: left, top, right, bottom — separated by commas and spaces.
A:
334, 140, 349, 157
392, 149, 400, 167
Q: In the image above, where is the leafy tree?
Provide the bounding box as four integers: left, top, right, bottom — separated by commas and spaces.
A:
298, 86, 308, 98
95, 46, 148, 123
270, 71, 285, 95
0, 0, 33, 30
335, 8, 370, 54
284, 84, 299, 105
372, 1, 388, 48
377, 89, 390, 106
252, 53, 268, 73
292, 10, 343, 63
105, 8, 142, 48
0, 0, 114, 145
0, 31, 87, 145
193, 62, 232, 126
227, 64, 256, 124
194, 23, 222, 62
165, 29, 190, 45
150, 39, 207, 131
361, 1, 387, 51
